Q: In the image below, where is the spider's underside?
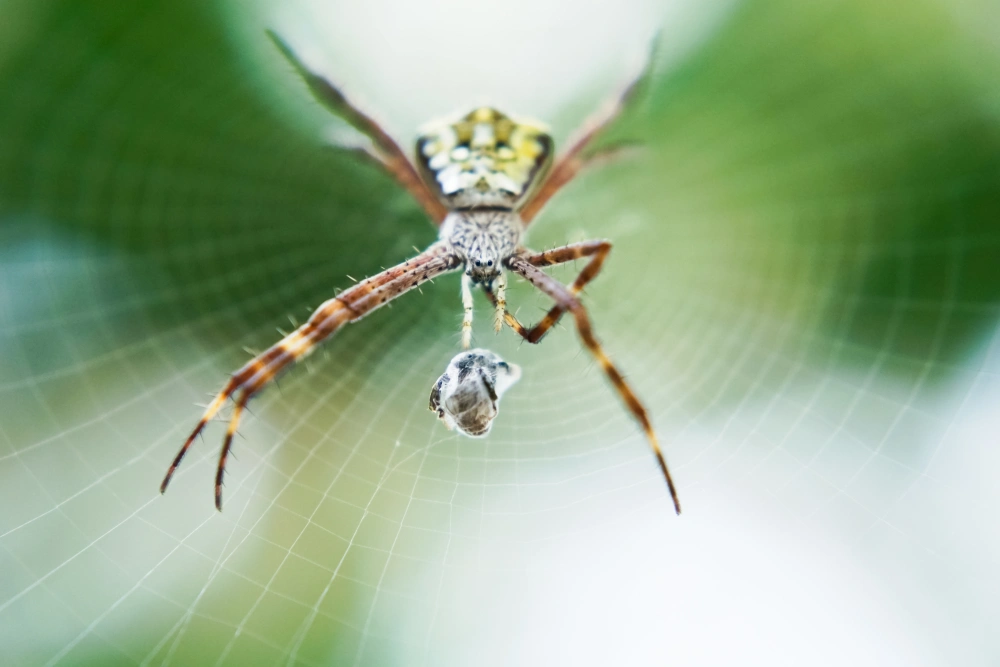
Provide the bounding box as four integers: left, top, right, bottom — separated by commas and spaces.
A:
160, 31, 681, 515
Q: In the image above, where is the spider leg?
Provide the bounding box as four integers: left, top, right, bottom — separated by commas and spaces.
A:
267, 30, 449, 224
161, 243, 461, 509
519, 36, 659, 225
492, 272, 507, 333
504, 254, 680, 514
575, 141, 645, 171
215, 389, 250, 509
482, 241, 612, 344
461, 273, 474, 349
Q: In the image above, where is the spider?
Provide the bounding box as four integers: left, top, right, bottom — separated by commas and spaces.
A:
160, 30, 681, 515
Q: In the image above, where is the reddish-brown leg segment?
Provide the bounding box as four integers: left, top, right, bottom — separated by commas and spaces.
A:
161, 244, 461, 509
267, 31, 450, 224
504, 254, 680, 514
483, 240, 612, 343
518, 39, 658, 225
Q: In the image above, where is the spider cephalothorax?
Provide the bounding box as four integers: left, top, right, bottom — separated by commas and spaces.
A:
441, 209, 522, 284
160, 31, 681, 515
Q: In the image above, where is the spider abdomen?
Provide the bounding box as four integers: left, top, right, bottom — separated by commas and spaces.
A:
416, 107, 553, 209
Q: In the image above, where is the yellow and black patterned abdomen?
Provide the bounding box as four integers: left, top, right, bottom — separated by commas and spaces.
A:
416, 107, 553, 209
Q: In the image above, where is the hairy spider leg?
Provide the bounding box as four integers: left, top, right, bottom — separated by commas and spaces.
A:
461, 273, 474, 349
483, 240, 612, 343
267, 31, 449, 225
161, 245, 460, 509
504, 254, 680, 514
518, 36, 659, 225
492, 272, 507, 333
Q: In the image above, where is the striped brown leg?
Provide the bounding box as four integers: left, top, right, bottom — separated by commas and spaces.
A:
518, 38, 658, 226
505, 254, 680, 514
267, 31, 450, 225
483, 241, 612, 344
162, 244, 461, 509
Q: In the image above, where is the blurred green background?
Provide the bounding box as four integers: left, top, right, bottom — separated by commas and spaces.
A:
1, 0, 998, 665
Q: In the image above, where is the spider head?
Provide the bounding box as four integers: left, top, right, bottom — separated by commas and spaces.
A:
441, 209, 521, 284
465, 254, 501, 285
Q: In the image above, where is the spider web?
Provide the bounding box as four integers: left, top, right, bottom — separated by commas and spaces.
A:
2, 0, 1000, 665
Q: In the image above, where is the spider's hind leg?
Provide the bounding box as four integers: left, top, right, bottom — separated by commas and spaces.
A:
519, 33, 659, 225
267, 30, 449, 224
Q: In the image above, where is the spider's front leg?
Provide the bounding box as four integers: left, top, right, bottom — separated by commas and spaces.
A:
161, 244, 460, 510
267, 31, 449, 225
483, 240, 612, 343
504, 254, 680, 514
